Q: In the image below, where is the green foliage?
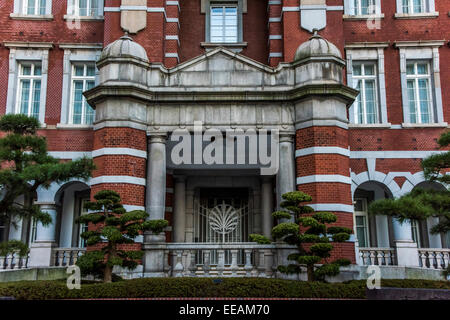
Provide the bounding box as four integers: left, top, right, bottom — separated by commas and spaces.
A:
75, 190, 162, 283
0, 114, 95, 227
141, 219, 168, 234
2, 278, 449, 300
270, 191, 352, 281
0, 240, 29, 256
271, 210, 292, 220
248, 234, 271, 244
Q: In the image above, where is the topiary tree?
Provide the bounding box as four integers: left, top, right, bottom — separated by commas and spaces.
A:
76, 189, 168, 283
251, 191, 352, 282
0, 114, 94, 250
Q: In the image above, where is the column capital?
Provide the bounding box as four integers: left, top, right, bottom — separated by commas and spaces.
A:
148, 132, 168, 144
279, 132, 295, 143
34, 201, 57, 210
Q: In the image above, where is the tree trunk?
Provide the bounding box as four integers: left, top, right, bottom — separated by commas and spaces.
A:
104, 265, 112, 283
307, 265, 314, 282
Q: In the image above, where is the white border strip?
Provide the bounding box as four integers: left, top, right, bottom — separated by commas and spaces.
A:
297, 175, 351, 185
350, 150, 446, 159
49, 151, 92, 159
92, 148, 147, 159
296, 147, 350, 158
309, 204, 353, 213
123, 204, 145, 211
90, 176, 146, 186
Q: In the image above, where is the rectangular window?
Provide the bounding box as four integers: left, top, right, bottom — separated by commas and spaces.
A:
411, 220, 422, 247
70, 63, 95, 125
406, 61, 433, 124
210, 5, 238, 43
353, 0, 376, 15
24, 0, 46, 15
352, 62, 378, 124
16, 62, 42, 119
354, 199, 370, 247
28, 217, 37, 244
69, 0, 100, 17
402, 0, 426, 14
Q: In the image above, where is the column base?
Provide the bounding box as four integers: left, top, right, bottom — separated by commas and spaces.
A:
395, 240, 419, 267
28, 241, 57, 267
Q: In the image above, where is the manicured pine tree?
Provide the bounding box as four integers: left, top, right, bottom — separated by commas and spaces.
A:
251, 191, 352, 281
0, 114, 94, 246
369, 131, 450, 276
76, 190, 168, 283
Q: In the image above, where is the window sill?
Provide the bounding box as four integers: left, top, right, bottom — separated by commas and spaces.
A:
401, 122, 448, 128
201, 42, 248, 53
348, 123, 392, 129
63, 15, 104, 21
56, 123, 94, 130
343, 14, 384, 20
394, 12, 439, 19
9, 13, 54, 21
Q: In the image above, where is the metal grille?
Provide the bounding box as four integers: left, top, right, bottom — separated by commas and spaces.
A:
194, 189, 252, 265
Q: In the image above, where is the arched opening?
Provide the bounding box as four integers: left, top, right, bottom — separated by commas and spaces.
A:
411, 181, 448, 249
54, 181, 91, 248
353, 181, 394, 248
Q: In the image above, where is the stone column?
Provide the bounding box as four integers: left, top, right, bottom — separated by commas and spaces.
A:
146, 133, 167, 221
261, 177, 274, 239
185, 189, 195, 242
28, 202, 57, 267
393, 219, 419, 267
143, 133, 168, 277
276, 133, 295, 212
173, 175, 186, 243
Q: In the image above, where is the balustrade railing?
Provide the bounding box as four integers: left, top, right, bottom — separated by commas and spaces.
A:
418, 248, 450, 269
0, 252, 29, 270
164, 243, 284, 277
52, 248, 86, 267
358, 248, 396, 266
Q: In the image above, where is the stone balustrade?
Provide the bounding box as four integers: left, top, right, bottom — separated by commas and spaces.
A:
358, 248, 396, 266
0, 252, 29, 270
418, 248, 450, 269
51, 248, 86, 267
160, 242, 295, 278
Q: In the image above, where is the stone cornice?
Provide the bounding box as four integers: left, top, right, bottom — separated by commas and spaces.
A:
345, 42, 390, 49
3, 41, 54, 49
84, 82, 358, 106
394, 40, 446, 48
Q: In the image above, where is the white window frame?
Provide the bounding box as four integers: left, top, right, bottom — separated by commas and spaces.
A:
411, 219, 422, 248
406, 61, 434, 124
58, 44, 102, 128
395, 0, 438, 17
12, 0, 52, 17
28, 217, 38, 244
69, 63, 96, 125
4, 44, 51, 126
66, 0, 104, 18
353, 0, 376, 15
344, 0, 382, 16
15, 62, 43, 119
396, 42, 446, 126
402, 0, 426, 14
210, 5, 239, 43
345, 44, 389, 126
352, 62, 379, 124
354, 198, 370, 248
78, 198, 89, 248
204, 0, 244, 44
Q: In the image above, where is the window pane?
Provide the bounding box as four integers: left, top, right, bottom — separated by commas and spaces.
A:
356, 216, 368, 247
39, 0, 46, 15
34, 65, 42, 76
364, 64, 375, 76
365, 80, 377, 123
90, 0, 98, 16
355, 81, 364, 124
22, 65, 32, 76
31, 80, 41, 118
413, 0, 423, 13
79, 0, 87, 16
407, 80, 417, 123
20, 80, 31, 115
402, 0, 410, 13
406, 64, 415, 75
27, 0, 35, 14
84, 81, 95, 124
417, 63, 428, 75
353, 64, 362, 76
86, 65, 96, 76
74, 65, 84, 76
354, 199, 363, 212
418, 79, 430, 123
72, 81, 84, 124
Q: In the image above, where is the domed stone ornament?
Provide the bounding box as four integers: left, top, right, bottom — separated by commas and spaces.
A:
208, 203, 240, 243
